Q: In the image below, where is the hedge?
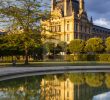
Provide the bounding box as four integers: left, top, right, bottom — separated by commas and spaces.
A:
65, 54, 110, 62
99, 54, 110, 62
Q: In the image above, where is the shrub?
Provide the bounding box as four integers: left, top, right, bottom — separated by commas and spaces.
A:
85, 38, 104, 53
78, 54, 87, 61
99, 54, 108, 61
65, 54, 110, 62
99, 54, 110, 62
87, 54, 99, 61
69, 39, 85, 53
65, 54, 87, 61
65, 55, 75, 62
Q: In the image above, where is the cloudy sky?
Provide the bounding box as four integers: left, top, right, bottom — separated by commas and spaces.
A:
85, 0, 110, 28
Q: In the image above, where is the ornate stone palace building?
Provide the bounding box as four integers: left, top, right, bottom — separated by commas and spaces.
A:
42, 0, 110, 43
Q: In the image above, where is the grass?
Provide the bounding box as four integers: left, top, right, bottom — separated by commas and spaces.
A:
0, 61, 110, 67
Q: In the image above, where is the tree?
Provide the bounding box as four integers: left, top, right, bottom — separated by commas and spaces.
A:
69, 39, 85, 54
85, 38, 104, 53
105, 37, 110, 53
44, 42, 55, 55
57, 41, 67, 53
0, 33, 19, 59
0, 0, 49, 64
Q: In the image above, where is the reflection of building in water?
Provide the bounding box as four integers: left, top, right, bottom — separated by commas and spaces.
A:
40, 76, 74, 100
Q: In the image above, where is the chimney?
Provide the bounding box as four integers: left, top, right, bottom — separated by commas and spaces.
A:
51, 0, 56, 11
64, 0, 67, 16
79, 0, 85, 14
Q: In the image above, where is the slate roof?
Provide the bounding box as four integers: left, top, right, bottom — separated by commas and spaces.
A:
56, 0, 79, 16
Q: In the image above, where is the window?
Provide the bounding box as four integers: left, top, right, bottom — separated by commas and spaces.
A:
75, 23, 78, 31
75, 33, 78, 39
52, 26, 55, 32
67, 34, 70, 41
55, 26, 57, 32
80, 25, 83, 32
85, 26, 87, 32
59, 35, 61, 40
80, 34, 83, 39
58, 25, 61, 32
67, 24, 70, 31
50, 26, 52, 32
59, 90, 61, 95
67, 91, 69, 97
67, 21, 70, 31
89, 27, 91, 33
67, 80, 69, 88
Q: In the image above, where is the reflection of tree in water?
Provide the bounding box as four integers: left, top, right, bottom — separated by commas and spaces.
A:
68, 73, 84, 100
0, 76, 42, 100
85, 73, 104, 87
0, 73, 110, 100
105, 73, 110, 88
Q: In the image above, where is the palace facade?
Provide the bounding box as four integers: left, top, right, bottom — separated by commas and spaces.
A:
42, 0, 110, 43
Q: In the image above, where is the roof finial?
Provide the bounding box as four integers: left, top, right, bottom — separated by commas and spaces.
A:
90, 16, 93, 23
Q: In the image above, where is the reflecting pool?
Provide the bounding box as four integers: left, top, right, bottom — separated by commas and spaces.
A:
0, 73, 110, 100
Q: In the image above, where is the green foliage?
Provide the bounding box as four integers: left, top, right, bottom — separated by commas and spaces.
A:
0, 76, 42, 100
57, 73, 69, 81
105, 37, 110, 53
69, 39, 85, 53
65, 54, 87, 61
33, 45, 44, 60
57, 41, 67, 52
44, 42, 55, 54
0, 0, 49, 64
44, 75, 55, 81
65, 54, 110, 62
44, 42, 66, 55
85, 38, 104, 53
78, 54, 87, 61
99, 54, 110, 62
85, 73, 104, 87
105, 73, 110, 88
69, 73, 84, 85
87, 54, 99, 61
0, 34, 24, 56
65, 55, 74, 61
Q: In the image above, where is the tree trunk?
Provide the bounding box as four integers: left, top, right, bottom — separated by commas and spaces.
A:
25, 48, 29, 65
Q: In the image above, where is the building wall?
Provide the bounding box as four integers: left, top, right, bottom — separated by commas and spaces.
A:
42, 0, 110, 43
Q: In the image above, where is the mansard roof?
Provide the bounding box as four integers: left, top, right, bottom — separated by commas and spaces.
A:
56, 0, 79, 16
93, 25, 110, 34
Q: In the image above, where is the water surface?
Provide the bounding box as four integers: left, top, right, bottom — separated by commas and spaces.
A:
0, 72, 110, 100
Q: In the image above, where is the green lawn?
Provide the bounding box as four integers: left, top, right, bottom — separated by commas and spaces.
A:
0, 61, 110, 67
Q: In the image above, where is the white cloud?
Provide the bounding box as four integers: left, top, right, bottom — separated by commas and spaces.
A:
94, 18, 110, 29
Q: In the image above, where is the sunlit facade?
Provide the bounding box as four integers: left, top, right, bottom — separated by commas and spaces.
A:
42, 0, 110, 43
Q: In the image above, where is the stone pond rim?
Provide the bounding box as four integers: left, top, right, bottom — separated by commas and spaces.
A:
0, 66, 110, 81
